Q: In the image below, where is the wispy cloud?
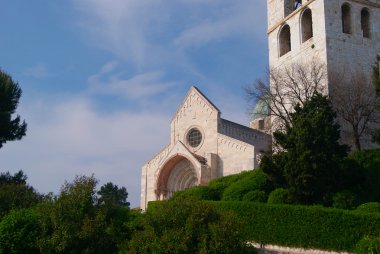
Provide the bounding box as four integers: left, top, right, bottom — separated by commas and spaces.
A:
71, 1, 266, 68
24, 63, 53, 78
0, 96, 171, 206
87, 62, 178, 100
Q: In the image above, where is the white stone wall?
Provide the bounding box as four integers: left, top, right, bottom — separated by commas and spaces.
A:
140, 87, 272, 210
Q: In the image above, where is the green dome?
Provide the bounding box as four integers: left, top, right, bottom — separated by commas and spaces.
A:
251, 99, 270, 121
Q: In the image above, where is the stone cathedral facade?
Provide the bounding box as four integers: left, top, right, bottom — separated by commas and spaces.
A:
140, 0, 380, 209
140, 87, 271, 210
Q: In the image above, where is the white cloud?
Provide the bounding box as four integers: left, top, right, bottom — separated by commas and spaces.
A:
71, 1, 266, 67
0, 96, 171, 207
88, 62, 178, 100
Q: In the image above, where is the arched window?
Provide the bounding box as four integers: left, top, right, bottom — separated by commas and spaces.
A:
341, 3, 351, 34
361, 8, 370, 38
279, 25, 291, 57
301, 8, 313, 42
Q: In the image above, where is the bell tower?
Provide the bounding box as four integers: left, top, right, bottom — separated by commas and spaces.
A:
267, 0, 380, 78
266, 0, 380, 148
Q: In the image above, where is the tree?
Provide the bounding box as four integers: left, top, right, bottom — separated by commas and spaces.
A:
274, 93, 349, 204
245, 60, 327, 131
38, 175, 132, 254
0, 171, 40, 218
0, 208, 41, 254
330, 69, 380, 150
97, 182, 130, 207
0, 70, 27, 149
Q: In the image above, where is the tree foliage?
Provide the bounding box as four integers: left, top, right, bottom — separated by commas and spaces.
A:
38, 175, 131, 254
0, 208, 40, 254
0, 70, 27, 148
0, 171, 40, 218
274, 93, 349, 204
97, 182, 130, 207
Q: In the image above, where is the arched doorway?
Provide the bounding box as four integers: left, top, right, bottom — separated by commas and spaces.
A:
155, 155, 199, 200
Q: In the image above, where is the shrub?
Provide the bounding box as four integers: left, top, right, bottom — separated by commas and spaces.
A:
356, 202, 380, 214
332, 190, 357, 210
267, 188, 292, 204
222, 170, 269, 201
211, 201, 380, 252
355, 236, 380, 254
137, 198, 257, 254
171, 186, 218, 201
350, 149, 380, 202
208, 171, 253, 200
242, 190, 267, 202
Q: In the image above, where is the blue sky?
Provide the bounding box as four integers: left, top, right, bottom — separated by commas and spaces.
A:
0, 0, 268, 207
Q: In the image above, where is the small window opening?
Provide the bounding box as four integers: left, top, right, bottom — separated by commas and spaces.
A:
294, 0, 302, 10
279, 25, 291, 57
361, 8, 370, 38
341, 3, 351, 34
301, 8, 313, 42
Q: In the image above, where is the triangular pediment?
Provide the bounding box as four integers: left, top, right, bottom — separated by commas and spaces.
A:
172, 86, 220, 121
158, 141, 202, 169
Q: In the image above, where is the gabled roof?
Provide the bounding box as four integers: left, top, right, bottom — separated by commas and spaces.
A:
172, 86, 221, 121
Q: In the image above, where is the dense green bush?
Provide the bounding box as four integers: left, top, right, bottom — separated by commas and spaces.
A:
350, 149, 380, 202
222, 169, 269, 201
267, 188, 292, 204
137, 199, 257, 254
356, 202, 380, 213
332, 190, 357, 210
0, 208, 40, 254
208, 171, 253, 200
355, 236, 380, 254
242, 190, 267, 202
211, 201, 380, 252
172, 185, 219, 201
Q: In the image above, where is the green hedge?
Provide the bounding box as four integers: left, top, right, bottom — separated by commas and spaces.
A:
208, 201, 380, 252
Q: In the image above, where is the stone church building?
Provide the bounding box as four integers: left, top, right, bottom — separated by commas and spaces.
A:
140, 87, 271, 209
141, 0, 380, 209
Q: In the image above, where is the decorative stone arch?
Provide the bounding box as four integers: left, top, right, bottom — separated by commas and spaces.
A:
341, 3, 352, 34
361, 8, 370, 38
278, 24, 291, 57
155, 154, 200, 200
300, 8, 313, 43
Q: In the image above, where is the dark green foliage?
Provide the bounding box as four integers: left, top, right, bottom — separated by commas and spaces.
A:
0, 70, 27, 148
373, 129, 380, 145
267, 188, 292, 204
259, 152, 287, 188
356, 202, 380, 213
349, 149, 380, 202
131, 198, 257, 254
0, 208, 40, 254
355, 236, 380, 254
172, 185, 219, 201
208, 172, 251, 200
274, 94, 349, 204
332, 190, 358, 210
211, 201, 380, 252
38, 175, 132, 254
97, 182, 130, 207
222, 169, 269, 201
242, 190, 267, 202
0, 171, 40, 218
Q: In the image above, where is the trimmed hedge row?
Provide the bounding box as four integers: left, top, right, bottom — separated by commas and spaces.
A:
209, 201, 380, 252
